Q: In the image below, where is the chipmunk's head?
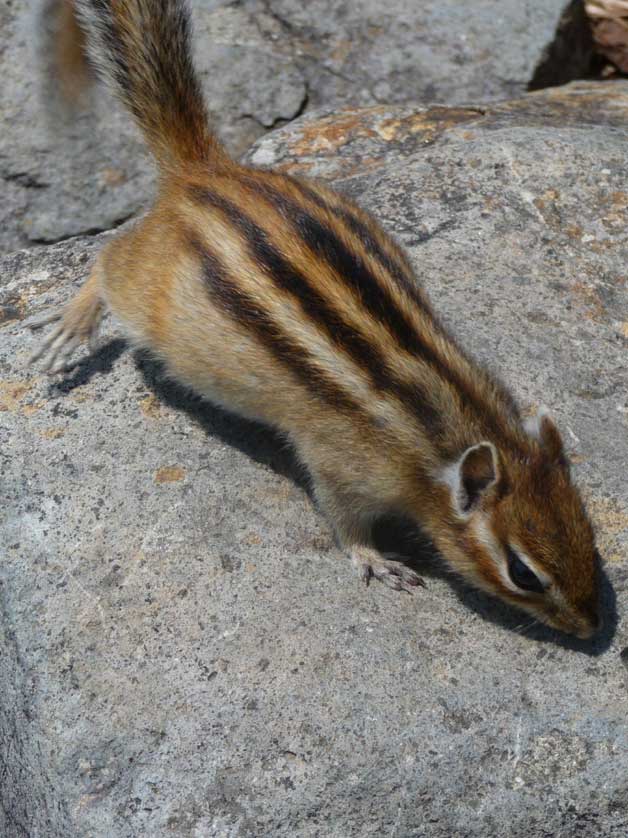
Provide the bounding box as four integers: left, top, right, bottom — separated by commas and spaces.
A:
439, 410, 600, 639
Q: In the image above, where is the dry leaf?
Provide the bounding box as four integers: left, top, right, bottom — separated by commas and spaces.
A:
586, 0, 628, 71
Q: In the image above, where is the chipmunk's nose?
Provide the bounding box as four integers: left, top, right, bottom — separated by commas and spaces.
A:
577, 594, 602, 638
576, 611, 602, 640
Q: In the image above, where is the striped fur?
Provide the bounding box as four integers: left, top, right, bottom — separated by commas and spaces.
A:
73, 0, 226, 168
32, 0, 601, 638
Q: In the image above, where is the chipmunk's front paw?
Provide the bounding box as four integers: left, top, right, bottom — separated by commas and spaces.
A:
351, 546, 425, 593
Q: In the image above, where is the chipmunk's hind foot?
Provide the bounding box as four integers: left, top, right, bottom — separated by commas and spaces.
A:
352, 547, 425, 593
28, 265, 105, 374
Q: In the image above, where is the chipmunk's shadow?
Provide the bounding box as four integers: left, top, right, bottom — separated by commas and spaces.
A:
135, 351, 309, 490
47, 338, 127, 393
64, 342, 616, 657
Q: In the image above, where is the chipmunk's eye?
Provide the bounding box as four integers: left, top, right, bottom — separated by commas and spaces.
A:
506, 548, 545, 593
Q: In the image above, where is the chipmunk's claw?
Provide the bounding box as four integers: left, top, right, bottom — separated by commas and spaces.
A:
352, 547, 425, 593
24, 308, 64, 331
29, 322, 82, 373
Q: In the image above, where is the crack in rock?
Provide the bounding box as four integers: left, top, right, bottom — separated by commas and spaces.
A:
1, 171, 49, 190
27, 211, 135, 245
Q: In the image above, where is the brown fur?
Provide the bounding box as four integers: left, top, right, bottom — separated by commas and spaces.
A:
31, 0, 601, 638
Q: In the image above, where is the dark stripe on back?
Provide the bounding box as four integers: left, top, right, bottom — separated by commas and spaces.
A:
231, 173, 523, 446
188, 186, 444, 436
188, 235, 372, 421
289, 178, 521, 422
288, 178, 426, 305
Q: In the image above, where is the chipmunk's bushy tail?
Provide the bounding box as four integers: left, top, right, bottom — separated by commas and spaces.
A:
74, 0, 225, 171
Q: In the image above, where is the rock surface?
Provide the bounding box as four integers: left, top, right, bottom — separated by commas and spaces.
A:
0, 0, 569, 253
2, 82, 628, 836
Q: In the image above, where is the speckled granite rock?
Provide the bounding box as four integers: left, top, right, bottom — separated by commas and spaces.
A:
1, 81, 628, 837
0, 0, 568, 253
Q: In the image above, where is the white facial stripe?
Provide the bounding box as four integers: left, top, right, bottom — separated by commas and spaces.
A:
472, 519, 522, 593
471, 521, 549, 597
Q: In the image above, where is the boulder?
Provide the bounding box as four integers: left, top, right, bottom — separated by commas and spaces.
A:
1, 81, 627, 836
0, 0, 569, 253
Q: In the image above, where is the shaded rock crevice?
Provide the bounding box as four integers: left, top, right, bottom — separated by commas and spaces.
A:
529, 0, 606, 90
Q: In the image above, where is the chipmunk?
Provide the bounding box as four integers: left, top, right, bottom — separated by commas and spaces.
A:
30, 0, 601, 639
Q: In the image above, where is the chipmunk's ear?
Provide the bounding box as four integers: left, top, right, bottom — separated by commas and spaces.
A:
442, 442, 500, 517
525, 407, 566, 465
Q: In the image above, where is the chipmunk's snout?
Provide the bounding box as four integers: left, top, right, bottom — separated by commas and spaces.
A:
574, 601, 602, 640
552, 585, 602, 639
575, 617, 601, 641
544, 604, 601, 640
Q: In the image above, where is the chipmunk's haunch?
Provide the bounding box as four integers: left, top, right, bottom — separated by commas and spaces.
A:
31, 0, 601, 639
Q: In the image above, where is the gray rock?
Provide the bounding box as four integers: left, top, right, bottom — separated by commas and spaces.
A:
0, 0, 568, 254
2, 81, 628, 837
